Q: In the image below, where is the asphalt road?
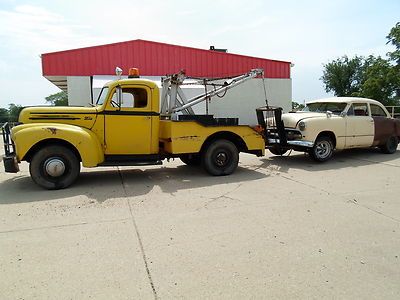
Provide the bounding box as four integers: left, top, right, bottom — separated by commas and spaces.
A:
1, 147, 400, 299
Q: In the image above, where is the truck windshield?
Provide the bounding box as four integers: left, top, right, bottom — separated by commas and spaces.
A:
96, 87, 109, 105
302, 102, 347, 114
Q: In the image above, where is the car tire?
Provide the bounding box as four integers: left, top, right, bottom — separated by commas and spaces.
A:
269, 145, 288, 156
180, 154, 201, 166
380, 136, 399, 154
30, 145, 80, 190
310, 136, 334, 162
202, 139, 239, 176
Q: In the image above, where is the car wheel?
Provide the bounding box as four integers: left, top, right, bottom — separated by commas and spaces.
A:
30, 145, 80, 190
180, 154, 201, 166
269, 145, 288, 156
380, 136, 399, 154
310, 136, 334, 162
202, 139, 239, 176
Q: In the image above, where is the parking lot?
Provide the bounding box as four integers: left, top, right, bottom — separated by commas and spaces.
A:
1, 146, 400, 299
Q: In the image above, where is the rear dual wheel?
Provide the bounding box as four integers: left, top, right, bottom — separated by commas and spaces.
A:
180, 154, 201, 166
202, 139, 239, 176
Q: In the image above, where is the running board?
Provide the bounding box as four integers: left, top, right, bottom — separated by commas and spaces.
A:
98, 160, 163, 167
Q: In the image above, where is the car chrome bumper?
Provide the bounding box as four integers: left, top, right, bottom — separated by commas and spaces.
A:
268, 138, 314, 148
287, 140, 314, 148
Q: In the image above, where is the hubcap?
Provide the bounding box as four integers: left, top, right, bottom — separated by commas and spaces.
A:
44, 158, 66, 177
215, 152, 228, 167
315, 141, 331, 159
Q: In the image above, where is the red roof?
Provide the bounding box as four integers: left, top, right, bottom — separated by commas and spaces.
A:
42, 40, 291, 79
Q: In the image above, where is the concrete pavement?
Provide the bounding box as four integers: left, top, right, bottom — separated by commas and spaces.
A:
1, 147, 399, 299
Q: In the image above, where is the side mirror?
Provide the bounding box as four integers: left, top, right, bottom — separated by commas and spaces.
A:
340, 111, 347, 117
326, 110, 332, 118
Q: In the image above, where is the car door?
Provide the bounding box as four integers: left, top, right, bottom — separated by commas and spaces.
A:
370, 103, 393, 146
345, 103, 374, 148
104, 85, 153, 155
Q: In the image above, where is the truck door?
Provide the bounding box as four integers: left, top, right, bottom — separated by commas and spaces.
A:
345, 103, 374, 148
104, 85, 154, 155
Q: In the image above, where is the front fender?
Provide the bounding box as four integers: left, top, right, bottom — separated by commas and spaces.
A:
12, 123, 104, 167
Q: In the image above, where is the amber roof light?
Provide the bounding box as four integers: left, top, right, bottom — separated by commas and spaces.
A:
128, 68, 140, 78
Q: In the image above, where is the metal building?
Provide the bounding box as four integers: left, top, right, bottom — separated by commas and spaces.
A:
41, 39, 292, 125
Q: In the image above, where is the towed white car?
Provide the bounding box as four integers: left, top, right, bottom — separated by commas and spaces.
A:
265, 97, 400, 162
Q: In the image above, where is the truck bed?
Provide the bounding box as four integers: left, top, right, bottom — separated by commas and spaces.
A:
158, 120, 265, 155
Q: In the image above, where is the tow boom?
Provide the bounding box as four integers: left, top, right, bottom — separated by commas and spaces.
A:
160, 69, 264, 118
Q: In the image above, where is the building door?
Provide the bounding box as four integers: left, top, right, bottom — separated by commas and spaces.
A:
104, 85, 153, 155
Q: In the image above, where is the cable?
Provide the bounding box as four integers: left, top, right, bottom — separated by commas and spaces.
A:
262, 73, 269, 107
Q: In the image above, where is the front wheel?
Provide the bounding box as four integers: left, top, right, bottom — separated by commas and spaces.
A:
310, 136, 334, 162
30, 145, 80, 190
380, 136, 399, 154
202, 139, 239, 176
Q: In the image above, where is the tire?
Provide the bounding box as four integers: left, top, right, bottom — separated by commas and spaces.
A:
269, 145, 288, 156
29, 145, 80, 190
202, 139, 239, 176
180, 154, 201, 166
310, 136, 334, 162
380, 136, 399, 154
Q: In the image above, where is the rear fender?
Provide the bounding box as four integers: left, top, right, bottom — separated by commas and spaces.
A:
12, 123, 104, 167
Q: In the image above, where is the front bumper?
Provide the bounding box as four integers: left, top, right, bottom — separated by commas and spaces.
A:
267, 127, 314, 149
267, 138, 314, 148
3, 155, 19, 173
2, 122, 19, 173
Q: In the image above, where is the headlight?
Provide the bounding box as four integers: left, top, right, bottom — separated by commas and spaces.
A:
298, 121, 306, 131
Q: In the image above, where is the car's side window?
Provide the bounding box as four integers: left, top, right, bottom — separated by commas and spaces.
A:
352, 103, 369, 117
347, 105, 354, 116
370, 104, 387, 117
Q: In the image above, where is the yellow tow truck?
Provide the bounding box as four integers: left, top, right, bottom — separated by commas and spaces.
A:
2, 68, 276, 189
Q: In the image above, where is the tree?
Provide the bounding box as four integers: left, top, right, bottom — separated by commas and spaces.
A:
0, 108, 8, 123
45, 91, 68, 106
321, 23, 400, 106
360, 56, 399, 105
8, 103, 23, 122
292, 101, 305, 111
387, 22, 400, 65
321, 55, 365, 97
386, 22, 400, 99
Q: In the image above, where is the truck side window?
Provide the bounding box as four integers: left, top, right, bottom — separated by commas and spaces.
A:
370, 104, 387, 117
111, 88, 148, 108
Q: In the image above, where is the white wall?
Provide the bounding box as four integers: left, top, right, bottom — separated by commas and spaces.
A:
205, 78, 291, 125
67, 76, 92, 106
69, 75, 292, 126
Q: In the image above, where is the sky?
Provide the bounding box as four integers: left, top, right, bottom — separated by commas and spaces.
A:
0, 0, 399, 108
